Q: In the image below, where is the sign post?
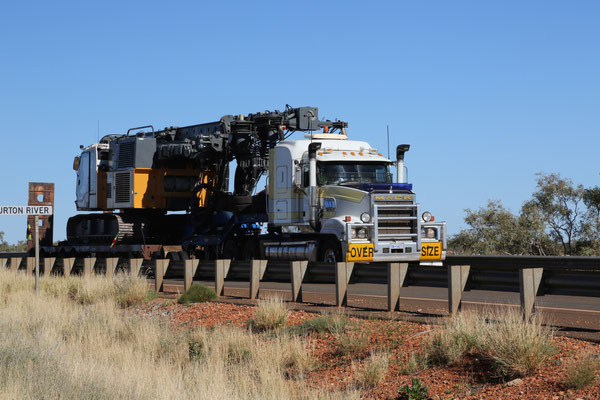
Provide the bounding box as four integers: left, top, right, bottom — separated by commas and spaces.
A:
0, 206, 53, 296
35, 215, 39, 296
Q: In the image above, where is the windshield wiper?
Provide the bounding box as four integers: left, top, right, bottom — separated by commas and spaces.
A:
338, 181, 362, 187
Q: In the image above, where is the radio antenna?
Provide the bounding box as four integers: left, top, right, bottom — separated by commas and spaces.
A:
386, 125, 390, 159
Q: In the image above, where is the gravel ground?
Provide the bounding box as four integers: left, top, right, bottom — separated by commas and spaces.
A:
128, 299, 600, 399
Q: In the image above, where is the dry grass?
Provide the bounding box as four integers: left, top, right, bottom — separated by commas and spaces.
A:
563, 352, 600, 389
0, 270, 357, 399
400, 351, 429, 375
354, 351, 390, 389
480, 309, 556, 378
426, 311, 485, 365
335, 330, 370, 358
247, 296, 289, 331
424, 309, 556, 379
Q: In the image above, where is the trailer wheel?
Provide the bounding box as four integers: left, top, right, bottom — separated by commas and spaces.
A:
319, 239, 341, 264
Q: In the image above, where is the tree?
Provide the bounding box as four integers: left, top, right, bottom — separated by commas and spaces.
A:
0, 231, 27, 252
523, 173, 584, 255
449, 173, 599, 256
449, 200, 539, 255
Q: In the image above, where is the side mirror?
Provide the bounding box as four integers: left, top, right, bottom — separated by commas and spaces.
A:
73, 156, 80, 171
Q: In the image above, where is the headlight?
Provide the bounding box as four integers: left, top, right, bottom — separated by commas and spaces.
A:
422, 211, 433, 222
357, 228, 368, 239
360, 212, 371, 223
352, 228, 368, 240
426, 227, 436, 239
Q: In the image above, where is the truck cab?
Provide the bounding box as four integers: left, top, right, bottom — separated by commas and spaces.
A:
265, 133, 446, 264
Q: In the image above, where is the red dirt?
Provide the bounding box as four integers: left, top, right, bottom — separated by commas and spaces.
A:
130, 299, 600, 399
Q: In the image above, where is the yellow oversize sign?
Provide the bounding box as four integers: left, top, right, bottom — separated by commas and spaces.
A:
420, 242, 442, 260
347, 244, 374, 262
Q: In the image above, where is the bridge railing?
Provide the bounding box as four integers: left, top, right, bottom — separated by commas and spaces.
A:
1, 254, 599, 319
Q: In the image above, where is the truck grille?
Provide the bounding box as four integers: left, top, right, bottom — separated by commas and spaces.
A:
374, 200, 418, 242
115, 172, 131, 204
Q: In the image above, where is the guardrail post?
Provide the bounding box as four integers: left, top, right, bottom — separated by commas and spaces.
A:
129, 258, 143, 277
0, 259, 7, 269
62, 258, 75, 276
519, 267, 543, 320
215, 259, 231, 297
10, 257, 21, 273
154, 259, 169, 293
335, 262, 355, 307
388, 262, 409, 312
26, 257, 35, 275
104, 258, 119, 278
291, 261, 308, 303
83, 257, 96, 277
249, 260, 267, 299
43, 257, 55, 277
448, 265, 470, 314
184, 259, 200, 291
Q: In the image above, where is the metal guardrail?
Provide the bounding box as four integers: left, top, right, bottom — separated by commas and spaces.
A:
1, 253, 599, 319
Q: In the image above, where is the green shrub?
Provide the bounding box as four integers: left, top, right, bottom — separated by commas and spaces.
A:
563, 353, 599, 389
397, 378, 429, 400
178, 284, 217, 305
246, 297, 288, 331
290, 313, 350, 336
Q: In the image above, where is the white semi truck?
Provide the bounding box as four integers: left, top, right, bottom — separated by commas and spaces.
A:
67, 105, 445, 264
262, 132, 446, 264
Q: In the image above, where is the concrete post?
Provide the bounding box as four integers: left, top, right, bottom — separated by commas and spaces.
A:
184, 259, 200, 291
387, 262, 409, 312
129, 258, 144, 277
83, 257, 96, 277
26, 257, 35, 275
104, 258, 119, 278
215, 259, 231, 297
519, 267, 543, 320
154, 259, 169, 293
10, 257, 21, 273
249, 260, 267, 300
43, 257, 55, 277
0, 259, 7, 269
62, 258, 76, 276
335, 262, 355, 307
291, 261, 308, 303
448, 265, 471, 314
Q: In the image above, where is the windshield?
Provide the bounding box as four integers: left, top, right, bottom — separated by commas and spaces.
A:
317, 162, 392, 185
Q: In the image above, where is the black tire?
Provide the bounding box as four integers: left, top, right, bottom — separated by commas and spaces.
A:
318, 239, 342, 263
241, 239, 258, 260
222, 239, 239, 260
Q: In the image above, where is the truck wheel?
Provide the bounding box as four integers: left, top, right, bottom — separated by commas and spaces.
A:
222, 239, 239, 260
241, 239, 257, 260
319, 240, 341, 263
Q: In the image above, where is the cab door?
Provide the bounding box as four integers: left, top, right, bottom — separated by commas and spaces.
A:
76, 151, 91, 209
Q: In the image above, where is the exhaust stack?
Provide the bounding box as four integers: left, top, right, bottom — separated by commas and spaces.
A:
308, 142, 321, 230
396, 144, 410, 183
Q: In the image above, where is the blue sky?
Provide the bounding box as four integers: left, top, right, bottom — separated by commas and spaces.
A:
1, 0, 599, 243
